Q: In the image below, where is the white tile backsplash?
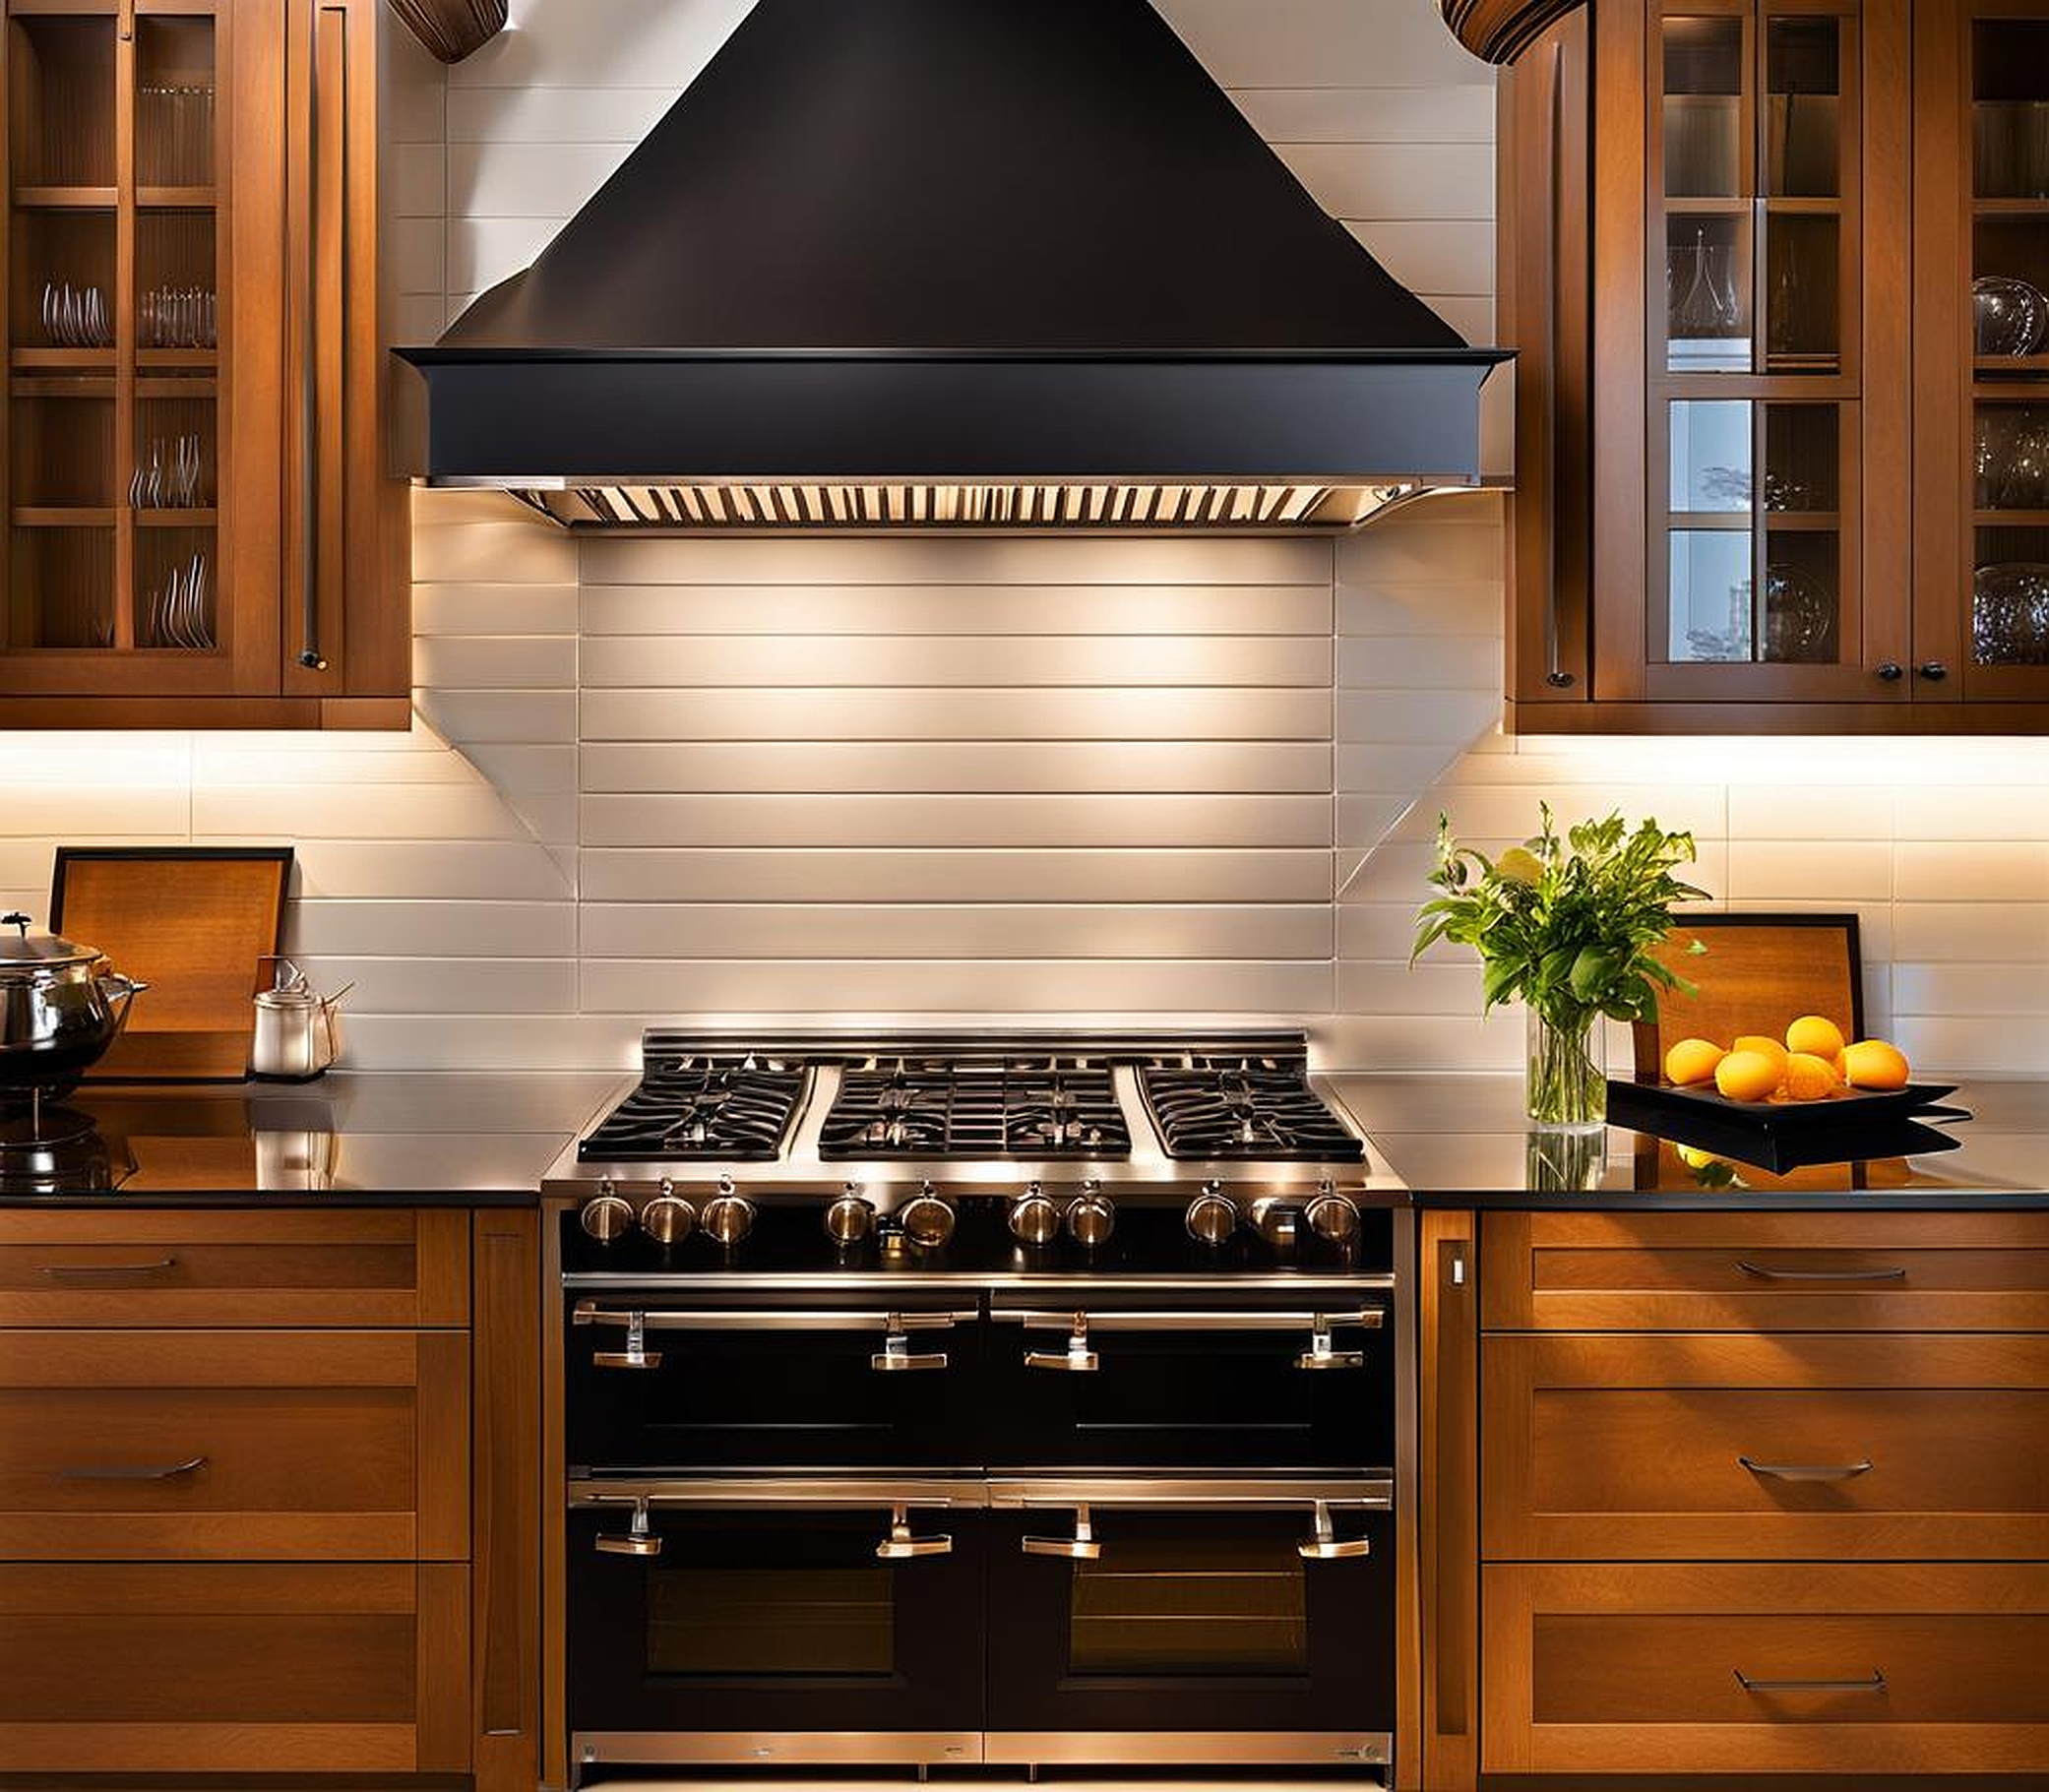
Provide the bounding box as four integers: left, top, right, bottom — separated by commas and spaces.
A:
2, 0, 2043, 1078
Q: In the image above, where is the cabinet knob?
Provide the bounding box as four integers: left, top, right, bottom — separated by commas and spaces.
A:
1875, 661, 1904, 682
1915, 661, 1950, 682
1544, 671, 1577, 689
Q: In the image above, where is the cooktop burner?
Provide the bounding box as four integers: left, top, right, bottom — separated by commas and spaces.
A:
1140, 1053, 1366, 1161
820, 1056, 1130, 1160
578, 1048, 807, 1163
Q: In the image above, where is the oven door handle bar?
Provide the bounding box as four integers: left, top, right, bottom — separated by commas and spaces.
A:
996, 1307, 1383, 1374
574, 1302, 978, 1330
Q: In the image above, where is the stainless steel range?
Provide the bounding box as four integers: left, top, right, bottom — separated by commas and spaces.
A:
544, 1029, 1406, 1787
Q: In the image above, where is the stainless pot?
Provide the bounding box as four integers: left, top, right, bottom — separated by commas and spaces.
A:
0, 912, 148, 1101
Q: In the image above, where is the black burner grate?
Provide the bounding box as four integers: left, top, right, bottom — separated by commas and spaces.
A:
1138, 1054, 1364, 1160
820, 1056, 1130, 1159
579, 1055, 808, 1162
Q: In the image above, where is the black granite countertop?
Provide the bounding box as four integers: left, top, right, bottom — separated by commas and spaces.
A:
0, 1073, 620, 1204
1328, 1073, 2049, 1208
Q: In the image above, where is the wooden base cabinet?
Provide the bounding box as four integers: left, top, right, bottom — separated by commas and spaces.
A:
0, 1205, 541, 1792
1483, 1563, 2049, 1774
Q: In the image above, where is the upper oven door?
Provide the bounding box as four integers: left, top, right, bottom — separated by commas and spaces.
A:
568, 1296, 983, 1470
986, 1295, 1393, 1469
982, 1477, 1394, 1765
567, 1478, 986, 1763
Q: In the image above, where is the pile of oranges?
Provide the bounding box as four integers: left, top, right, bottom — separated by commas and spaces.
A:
1664, 1017, 1911, 1104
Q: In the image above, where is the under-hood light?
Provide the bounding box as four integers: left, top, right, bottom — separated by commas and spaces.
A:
512, 480, 1429, 534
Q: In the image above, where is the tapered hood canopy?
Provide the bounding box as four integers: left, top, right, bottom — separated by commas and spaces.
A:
395, 0, 1507, 531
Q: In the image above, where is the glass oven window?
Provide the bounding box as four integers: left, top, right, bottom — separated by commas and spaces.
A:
646, 1529, 895, 1677
1068, 1533, 1309, 1677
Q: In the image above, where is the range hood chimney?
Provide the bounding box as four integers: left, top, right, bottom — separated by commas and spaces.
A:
394, 0, 1508, 533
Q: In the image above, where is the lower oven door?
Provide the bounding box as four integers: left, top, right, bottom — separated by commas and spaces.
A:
567, 1478, 986, 1772
987, 1297, 1393, 1467
983, 1477, 1395, 1769
567, 1297, 980, 1469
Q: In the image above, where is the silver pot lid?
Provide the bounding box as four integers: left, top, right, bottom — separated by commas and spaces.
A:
0, 912, 103, 971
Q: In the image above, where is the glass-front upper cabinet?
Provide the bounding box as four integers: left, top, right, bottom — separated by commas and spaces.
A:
1644, 0, 1909, 702
1914, 0, 2049, 701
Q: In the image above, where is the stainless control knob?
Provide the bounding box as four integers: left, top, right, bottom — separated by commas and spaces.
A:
900, 1181, 957, 1250
1186, 1180, 1239, 1247
700, 1175, 755, 1248
1305, 1183, 1361, 1246
641, 1178, 697, 1247
826, 1183, 877, 1247
580, 1181, 635, 1243
1010, 1181, 1062, 1247
1065, 1179, 1116, 1249
1250, 1196, 1298, 1251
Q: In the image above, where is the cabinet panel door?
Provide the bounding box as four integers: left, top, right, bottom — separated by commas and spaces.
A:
1483, 1330, 2049, 1559
1913, 0, 2049, 701
1483, 1561, 2049, 1773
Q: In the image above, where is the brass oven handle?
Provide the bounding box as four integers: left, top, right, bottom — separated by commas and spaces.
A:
59, 1454, 208, 1482
875, 1503, 953, 1560
1022, 1504, 1103, 1561
1024, 1314, 1099, 1374
594, 1502, 662, 1559
871, 1322, 949, 1373
1000, 1307, 1381, 1373
1741, 1455, 1875, 1482
1298, 1498, 1372, 1561
1736, 1668, 1887, 1695
1737, 1261, 1906, 1282
38, 1259, 177, 1279
590, 1310, 662, 1372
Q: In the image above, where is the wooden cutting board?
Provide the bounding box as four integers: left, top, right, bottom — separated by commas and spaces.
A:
50, 847, 292, 1082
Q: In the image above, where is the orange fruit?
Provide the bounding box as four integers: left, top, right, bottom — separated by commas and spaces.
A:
1714, 1049, 1783, 1102
1841, 1038, 1911, 1091
1786, 1015, 1847, 1061
1732, 1035, 1791, 1087
1664, 1037, 1726, 1086
1783, 1052, 1840, 1102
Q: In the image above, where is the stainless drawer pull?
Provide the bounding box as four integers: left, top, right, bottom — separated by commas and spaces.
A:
1736, 1668, 1887, 1695
595, 1500, 663, 1558
59, 1454, 208, 1482
1737, 1261, 1906, 1283
592, 1310, 662, 1372
38, 1259, 177, 1279
1024, 1313, 1099, 1374
1298, 1498, 1371, 1561
876, 1503, 953, 1560
1741, 1455, 1874, 1482
871, 1320, 949, 1373
1296, 1318, 1366, 1372
1023, 1503, 1102, 1561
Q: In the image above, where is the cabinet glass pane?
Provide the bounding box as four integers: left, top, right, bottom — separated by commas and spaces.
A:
1764, 402, 1840, 512
1667, 214, 1754, 371
1767, 17, 1841, 198
1664, 17, 1746, 198
1765, 212, 1840, 369
1762, 531, 1840, 662
7, 18, 115, 189
1669, 529, 1756, 661
1972, 538, 2049, 666
1670, 399, 1752, 512
1973, 21, 2049, 201
7, 526, 113, 649
136, 19, 216, 190
1976, 402, 2049, 512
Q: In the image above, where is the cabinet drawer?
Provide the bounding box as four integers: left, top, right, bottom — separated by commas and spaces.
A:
0, 1329, 467, 1560
0, 1208, 468, 1327
1483, 1562, 2049, 1774
1484, 1332, 2049, 1560
0, 1562, 468, 1774
1482, 1210, 2049, 1331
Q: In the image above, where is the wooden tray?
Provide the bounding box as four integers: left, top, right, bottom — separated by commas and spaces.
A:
50, 847, 292, 1082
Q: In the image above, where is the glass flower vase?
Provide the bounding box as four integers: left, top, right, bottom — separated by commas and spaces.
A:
1526, 1007, 1608, 1133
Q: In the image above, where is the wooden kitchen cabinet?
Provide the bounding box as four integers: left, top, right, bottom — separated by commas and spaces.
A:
1502, 0, 2049, 731
0, 0, 409, 728
0, 1204, 542, 1792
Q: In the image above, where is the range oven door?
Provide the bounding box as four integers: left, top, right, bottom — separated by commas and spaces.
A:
567, 1297, 981, 1469
982, 1477, 1394, 1769
987, 1297, 1393, 1467
567, 1478, 987, 1774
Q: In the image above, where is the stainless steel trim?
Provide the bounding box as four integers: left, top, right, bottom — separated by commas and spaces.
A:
993, 1307, 1383, 1330
1737, 1260, 1907, 1282
575, 1731, 984, 1768
981, 1731, 1391, 1767
987, 1476, 1393, 1511
570, 1475, 985, 1510
573, 1301, 977, 1331
1735, 1669, 1887, 1695
563, 1271, 1395, 1294
1740, 1455, 1875, 1482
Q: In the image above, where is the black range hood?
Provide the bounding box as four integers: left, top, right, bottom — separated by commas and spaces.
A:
394, 0, 1508, 532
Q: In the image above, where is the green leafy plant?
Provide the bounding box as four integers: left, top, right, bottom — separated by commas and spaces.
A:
1412, 806, 1708, 1124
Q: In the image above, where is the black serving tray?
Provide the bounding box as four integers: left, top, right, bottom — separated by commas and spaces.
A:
1607, 1079, 1969, 1173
